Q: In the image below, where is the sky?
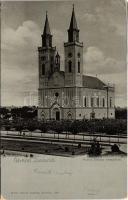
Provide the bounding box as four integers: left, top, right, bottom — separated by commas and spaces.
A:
1, 0, 127, 107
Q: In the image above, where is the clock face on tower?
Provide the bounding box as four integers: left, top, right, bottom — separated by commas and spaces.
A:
77, 53, 80, 58
55, 92, 59, 97
68, 52, 72, 58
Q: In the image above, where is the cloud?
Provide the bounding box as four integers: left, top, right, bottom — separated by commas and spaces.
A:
84, 46, 125, 75
81, 13, 96, 23
2, 20, 41, 51
2, 20, 41, 68
1, 20, 41, 106
95, 3, 126, 37
80, 1, 126, 37
83, 46, 126, 107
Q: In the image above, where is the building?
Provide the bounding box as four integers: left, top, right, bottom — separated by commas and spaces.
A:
38, 6, 115, 120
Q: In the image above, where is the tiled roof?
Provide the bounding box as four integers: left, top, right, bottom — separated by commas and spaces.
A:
83, 75, 106, 89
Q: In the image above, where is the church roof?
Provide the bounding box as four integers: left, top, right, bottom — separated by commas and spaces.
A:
43, 12, 51, 35
68, 5, 78, 31
83, 75, 106, 89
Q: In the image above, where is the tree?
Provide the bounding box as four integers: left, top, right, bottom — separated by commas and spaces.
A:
115, 107, 127, 119
28, 124, 36, 136
62, 120, 72, 139
0, 107, 9, 119
5, 125, 10, 134
11, 106, 37, 120
51, 121, 63, 139
70, 120, 80, 141
40, 122, 48, 137
15, 124, 23, 135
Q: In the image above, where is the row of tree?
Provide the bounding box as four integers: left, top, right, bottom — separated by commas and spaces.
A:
115, 107, 127, 119
0, 106, 37, 120
3, 118, 127, 136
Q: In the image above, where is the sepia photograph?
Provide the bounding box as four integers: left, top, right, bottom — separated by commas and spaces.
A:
1, 0, 127, 199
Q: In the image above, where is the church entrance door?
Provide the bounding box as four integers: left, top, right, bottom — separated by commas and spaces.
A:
56, 111, 60, 121
51, 107, 61, 120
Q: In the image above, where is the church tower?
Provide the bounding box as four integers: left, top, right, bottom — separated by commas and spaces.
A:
38, 12, 56, 88
64, 5, 83, 87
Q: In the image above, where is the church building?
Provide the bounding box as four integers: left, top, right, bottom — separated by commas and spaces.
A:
38, 6, 115, 120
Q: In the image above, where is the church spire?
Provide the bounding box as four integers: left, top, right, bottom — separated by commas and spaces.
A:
69, 4, 78, 31
43, 11, 51, 35
68, 5, 79, 42
42, 11, 52, 47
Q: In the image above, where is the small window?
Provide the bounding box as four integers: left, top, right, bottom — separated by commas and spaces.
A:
42, 64, 45, 75
78, 61, 80, 73
68, 61, 72, 73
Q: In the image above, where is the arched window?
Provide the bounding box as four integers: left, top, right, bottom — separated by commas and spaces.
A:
68, 61, 72, 73
51, 56, 54, 62
97, 97, 99, 107
49, 37, 52, 47
84, 97, 87, 107
76, 32, 79, 42
42, 64, 45, 75
110, 97, 112, 107
51, 64, 53, 73
78, 61, 80, 73
67, 113, 72, 120
91, 97, 94, 107
103, 98, 105, 107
